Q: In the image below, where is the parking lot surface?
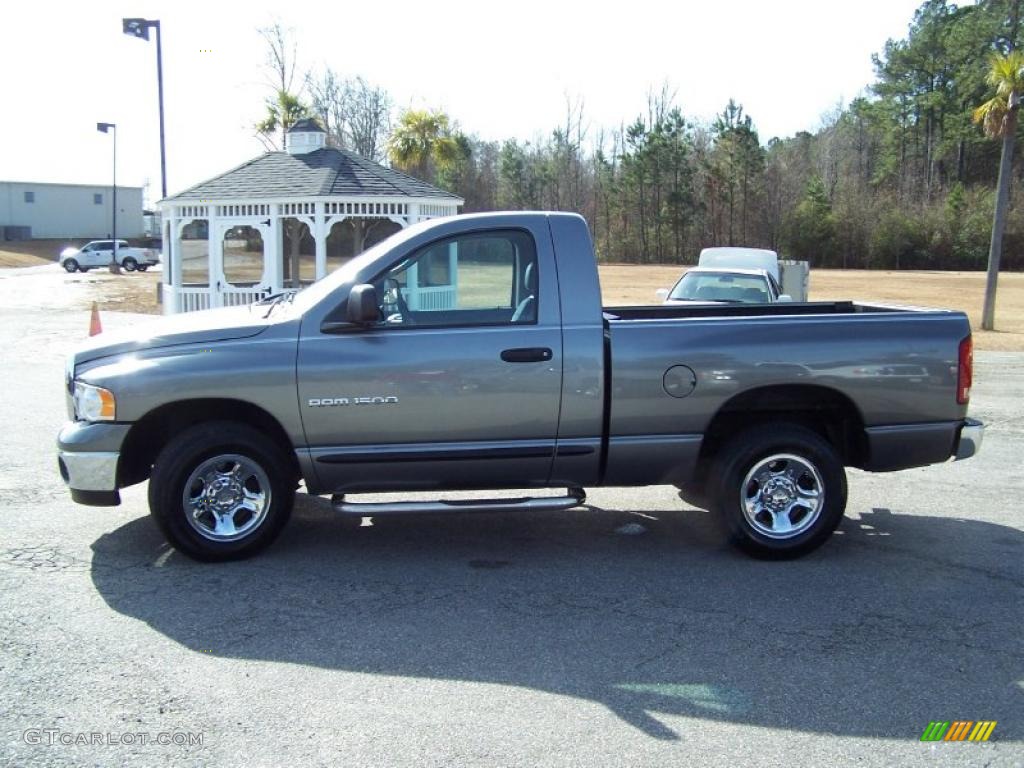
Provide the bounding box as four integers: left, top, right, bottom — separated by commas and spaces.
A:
1, 266, 1021, 767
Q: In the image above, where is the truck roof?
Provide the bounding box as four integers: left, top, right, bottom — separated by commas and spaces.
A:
684, 267, 771, 278
698, 247, 779, 280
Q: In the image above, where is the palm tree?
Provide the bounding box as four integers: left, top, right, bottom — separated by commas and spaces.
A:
972, 51, 1024, 331
256, 89, 310, 151
386, 109, 460, 182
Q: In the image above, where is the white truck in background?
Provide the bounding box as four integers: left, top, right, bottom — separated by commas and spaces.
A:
659, 247, 809, 304
59, 240, 160, 273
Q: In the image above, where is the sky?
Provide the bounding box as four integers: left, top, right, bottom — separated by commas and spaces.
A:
3, 0, 926, 206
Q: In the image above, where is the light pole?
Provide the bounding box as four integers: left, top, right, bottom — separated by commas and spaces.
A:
123, 17, 169, 287
96, 122, 118, 272
122, 18, 166, 200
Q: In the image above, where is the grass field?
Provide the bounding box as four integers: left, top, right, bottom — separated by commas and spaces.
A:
0, 239, 80, 267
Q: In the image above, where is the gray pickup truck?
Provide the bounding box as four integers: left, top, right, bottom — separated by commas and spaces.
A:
58, 212, 983, 561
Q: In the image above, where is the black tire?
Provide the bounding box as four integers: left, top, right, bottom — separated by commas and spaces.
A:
677, 480, 708, 509
148, 421, 295, 562
122, 257, 138, 272
63, 259, 79, 273
709, 423, 847, 559
136, 265, 148, 272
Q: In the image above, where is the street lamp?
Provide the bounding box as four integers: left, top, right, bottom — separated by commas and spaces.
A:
96, 122, 118, 271
122, 18, 166, 201
123, 16, 170, 291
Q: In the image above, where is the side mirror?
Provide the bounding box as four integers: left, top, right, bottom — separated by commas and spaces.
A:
655, 288, 669, 301
778, 294, 793, 303
346, 283, 379, 323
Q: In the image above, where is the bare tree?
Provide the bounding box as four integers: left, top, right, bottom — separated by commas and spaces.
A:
345, 77, 392, 162
259, 23, 299, 94
306, 69, 392, 161
255, 23, 307, 151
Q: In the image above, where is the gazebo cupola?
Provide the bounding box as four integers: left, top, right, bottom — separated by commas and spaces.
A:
157, 118, 464, 314
285, 118, 327, 155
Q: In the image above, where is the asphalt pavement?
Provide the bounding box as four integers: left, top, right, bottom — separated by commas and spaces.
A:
0, 266, 1021, 767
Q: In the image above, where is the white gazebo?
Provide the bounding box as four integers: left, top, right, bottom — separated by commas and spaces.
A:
157, 118, 463, 313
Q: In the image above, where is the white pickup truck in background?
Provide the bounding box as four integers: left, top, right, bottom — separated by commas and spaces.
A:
59, 240, 160, 273
659, 247, 809, 304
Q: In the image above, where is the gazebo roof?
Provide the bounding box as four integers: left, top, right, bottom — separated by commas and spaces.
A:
287, 118, 325, 134
163, 148, 463, 202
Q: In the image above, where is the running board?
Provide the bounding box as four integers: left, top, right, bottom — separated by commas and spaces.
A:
331, 488, 586, 516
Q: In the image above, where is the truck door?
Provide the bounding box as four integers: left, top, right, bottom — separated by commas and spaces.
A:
297, 226, 564, 493
91, 241, 113, 266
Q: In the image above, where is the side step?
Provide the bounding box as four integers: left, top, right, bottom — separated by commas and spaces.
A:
331, 488, 586, 516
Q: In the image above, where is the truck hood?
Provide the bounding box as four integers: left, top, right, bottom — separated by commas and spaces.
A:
74, 305, 272, 365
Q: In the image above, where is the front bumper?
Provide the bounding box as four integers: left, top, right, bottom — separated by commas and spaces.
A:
954, 418, 984, 461
57, 421, 130, 506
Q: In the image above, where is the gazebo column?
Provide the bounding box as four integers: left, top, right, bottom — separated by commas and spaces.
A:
208, 212, 224, 308
163, 212, 177, 315
171, 217, 185, 314
449, 241, 458, 304
314, 202, 327, 280
408, 202, 420, 226
265, 209, 283, 294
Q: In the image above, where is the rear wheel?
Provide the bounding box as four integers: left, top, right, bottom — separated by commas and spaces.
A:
121, 256, 138, 271
63, 259, 79, 273
709, 423, 846, 559
148, 421, 295, 562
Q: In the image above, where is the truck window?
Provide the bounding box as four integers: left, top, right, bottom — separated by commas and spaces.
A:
372, 230, 538, 326
670, 272, 770, 303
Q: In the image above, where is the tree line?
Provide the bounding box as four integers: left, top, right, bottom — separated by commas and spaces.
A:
259, 0, 1023, 271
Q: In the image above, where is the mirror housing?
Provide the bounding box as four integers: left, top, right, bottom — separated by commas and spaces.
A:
778, 294, 793, 303
347, 284, 379, 324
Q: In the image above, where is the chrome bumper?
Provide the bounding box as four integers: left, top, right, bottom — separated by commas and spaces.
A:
954, 418, 984, 461
58, 450, 119, 491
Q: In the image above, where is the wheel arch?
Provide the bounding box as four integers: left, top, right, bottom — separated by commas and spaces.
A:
699, 384, 867, 469
118, 398, 301, 488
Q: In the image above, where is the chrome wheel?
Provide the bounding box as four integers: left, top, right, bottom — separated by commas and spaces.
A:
183, 454, 271, 542
740, 453, 824, 540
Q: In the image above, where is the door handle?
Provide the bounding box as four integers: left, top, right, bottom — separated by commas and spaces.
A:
501, 347, 553, 363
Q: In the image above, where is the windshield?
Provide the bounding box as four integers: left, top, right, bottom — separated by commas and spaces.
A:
668, 271, 771, 303
288, 222, 433, 314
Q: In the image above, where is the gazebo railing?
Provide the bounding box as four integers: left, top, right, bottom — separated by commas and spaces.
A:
221, 284, 270, 306
179, 288, 211, 313
405, 286, 456, 311
171, 283, 269, 313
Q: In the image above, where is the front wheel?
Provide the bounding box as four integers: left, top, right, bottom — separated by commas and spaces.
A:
63, 259, 79, 273
709, 423, 847, 559
148, 422, 295, 562
136, 265, 148, 272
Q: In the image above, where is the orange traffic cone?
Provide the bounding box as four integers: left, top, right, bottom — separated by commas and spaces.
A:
89, 302, 102, 336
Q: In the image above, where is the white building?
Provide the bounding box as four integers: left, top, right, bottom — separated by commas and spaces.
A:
0, 181, 144, 239
158, 119, 463, 314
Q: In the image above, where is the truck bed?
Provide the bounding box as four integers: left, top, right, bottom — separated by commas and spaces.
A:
598, 300, 971, 485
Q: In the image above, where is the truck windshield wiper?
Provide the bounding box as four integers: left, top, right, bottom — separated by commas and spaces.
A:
258, 291, 296, 318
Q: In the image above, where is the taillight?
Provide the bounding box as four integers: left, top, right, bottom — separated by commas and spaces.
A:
957, 335, 972, 405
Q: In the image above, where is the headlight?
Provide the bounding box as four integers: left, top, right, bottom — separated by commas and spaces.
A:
73, 381, 116, 422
